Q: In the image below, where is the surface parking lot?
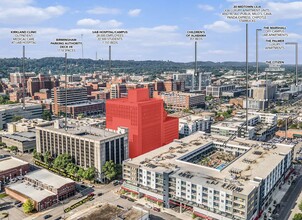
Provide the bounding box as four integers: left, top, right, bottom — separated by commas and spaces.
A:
0, 194, 28, 220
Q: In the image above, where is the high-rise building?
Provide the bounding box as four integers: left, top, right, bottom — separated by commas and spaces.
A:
36, 120, 129, 179
106, 88, 179, 158
27, 74, 57, 97
51, 87, 87, 115
9, 72, 36, 84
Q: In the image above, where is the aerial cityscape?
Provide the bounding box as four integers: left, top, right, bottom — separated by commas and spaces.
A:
0, 0, 302, 220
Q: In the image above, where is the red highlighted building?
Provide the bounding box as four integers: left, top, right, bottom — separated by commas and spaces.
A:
106, 88, 179, 158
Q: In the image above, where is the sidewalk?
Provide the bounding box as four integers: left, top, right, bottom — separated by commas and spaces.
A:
132, 194, 189, 220
259, 169, 298, 220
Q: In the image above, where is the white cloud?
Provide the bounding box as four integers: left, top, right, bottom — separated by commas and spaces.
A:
227, 0, 266, 3
151, 25, 179, 32
128, 9, 141, 17
0, 0, 33, 7
77, 18, 122, 28
208, 50, 232, 55
267, 1, 302, 20
87, 7, 120, 15
0, 5, 66, 24
204, 21, 241, 33
198, 4, 215, 11
287, 32, 302, 39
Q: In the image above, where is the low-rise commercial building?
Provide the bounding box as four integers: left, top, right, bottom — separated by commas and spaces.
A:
5, 169, 75, 211
154, 91, 205, 110
0, 157, 30, 185
122, 132, 293, 220
206, 84, 235, 98
36, 120, 129, 179
1, 131, 36, 153
0, 103, 43, 129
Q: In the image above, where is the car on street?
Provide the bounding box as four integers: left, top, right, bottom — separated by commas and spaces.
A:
54, 217, 62, 220
120, 195, 127, 199
153, 207, 160, 212
97, 192, 103, 196
17, 203, 23, 207
43, 215, 52, 219
128, 198, 135, 202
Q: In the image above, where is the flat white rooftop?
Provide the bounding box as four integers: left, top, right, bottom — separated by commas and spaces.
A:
8, 181, 55, 202
0, 157, 28, 172
25, 169, 74, 189
125, 132, 293, 195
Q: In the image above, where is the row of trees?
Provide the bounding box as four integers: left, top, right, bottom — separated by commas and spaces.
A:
33, 151, 96, 181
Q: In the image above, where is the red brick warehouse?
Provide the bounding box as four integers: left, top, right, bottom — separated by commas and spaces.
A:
106, 88, 179, 158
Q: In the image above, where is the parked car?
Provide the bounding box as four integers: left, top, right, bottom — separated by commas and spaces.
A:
128, 198, 135, 202
54, 217, 62, 220
112, 180, 119, 186
117, 205, 124, 209
97, 192, 103, 196
43, 215, 52, 219
120, 195, 127, 199
153, 207, 160, 212
16, 203, 23, 207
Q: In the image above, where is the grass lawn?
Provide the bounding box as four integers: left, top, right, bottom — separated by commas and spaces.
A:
0, 193, 7, 199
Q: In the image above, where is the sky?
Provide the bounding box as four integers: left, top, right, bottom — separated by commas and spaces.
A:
0, 0, 302, 64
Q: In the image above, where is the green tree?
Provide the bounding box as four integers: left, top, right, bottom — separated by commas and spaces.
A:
77, 113, 84, 119
12, 115, 23, 122
270, 109, 278, 114
293, 213, 302, 220
53, 154, 72, 170
299, 200, 302, 212
66, 163, 78, 175
102, 160, 119, 181
82, 167, 96, 180
77, 167, 85, 178
43, 151, 52, 165
42, 110, 52, 121
22, 199, 35, 213
9, 146, 18, 152
33, 149, 43, 161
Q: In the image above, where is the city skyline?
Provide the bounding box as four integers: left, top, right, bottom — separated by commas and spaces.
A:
0, 0, 302, 64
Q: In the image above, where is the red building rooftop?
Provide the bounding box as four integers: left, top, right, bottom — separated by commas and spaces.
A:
106, 88, 179, 158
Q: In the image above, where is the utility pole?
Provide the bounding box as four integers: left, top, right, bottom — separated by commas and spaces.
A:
22, 46, 26, 109
64, 53, 68, 131
256, 29, 262, 81
245, 23, 249, 135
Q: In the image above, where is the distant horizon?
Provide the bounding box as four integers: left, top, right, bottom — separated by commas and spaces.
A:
0, 56, 300, 66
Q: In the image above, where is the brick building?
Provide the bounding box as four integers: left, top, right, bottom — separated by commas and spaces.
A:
0, 157, 30, 184
5, 169, 75, 211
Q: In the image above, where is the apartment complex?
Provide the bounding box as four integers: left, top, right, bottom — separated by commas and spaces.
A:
122, 132, 293, 220
106, 88, 179, 158
153, 91, 205, 111
36, 120, 129, 179
173, 70, 211, 91
0, 103, 43, 129
178, 115, 212, 138
211, 112, 277, 141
